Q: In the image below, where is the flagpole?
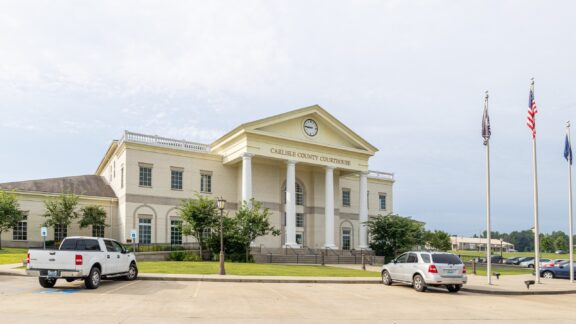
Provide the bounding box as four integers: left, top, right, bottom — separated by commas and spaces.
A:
485, 91, 492, 285
567, 121, 574, 283
530, 79, 541, 284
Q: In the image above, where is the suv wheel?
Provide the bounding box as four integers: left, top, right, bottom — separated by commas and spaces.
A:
528, 264, 535, 269
85, 267, 101, 289
381, 270, 392, 286
125, 262, 138, 281
446, 284, 461, 293
39, 277, 57, 288
412, 274, 427, 292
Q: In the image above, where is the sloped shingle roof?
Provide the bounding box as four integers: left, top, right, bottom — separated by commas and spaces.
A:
0, 175, 116, 198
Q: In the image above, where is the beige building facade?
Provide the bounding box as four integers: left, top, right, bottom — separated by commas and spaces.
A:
1, 105, 394, 250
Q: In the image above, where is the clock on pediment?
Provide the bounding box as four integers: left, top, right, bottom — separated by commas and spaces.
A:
303, 119, 318, 137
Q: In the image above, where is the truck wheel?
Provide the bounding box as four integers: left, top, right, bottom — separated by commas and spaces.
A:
125, 262, 138, 281
39, 277, 57, 288
85, 267, 101, 289
413, 274, 427, 292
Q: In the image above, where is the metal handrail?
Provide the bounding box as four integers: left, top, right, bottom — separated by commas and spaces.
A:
324, 246, 338, 256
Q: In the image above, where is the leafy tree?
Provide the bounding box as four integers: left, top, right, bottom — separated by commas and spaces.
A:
79, 205, 108, 236
179, 194, 218, 258
0, 190, 24, 249
424, 230, 452, 251
553, 235, 568, 252
232, 199, 280, 262
540, 234, 555, 253
43, 194, 80, 240
367, 213, 426, 259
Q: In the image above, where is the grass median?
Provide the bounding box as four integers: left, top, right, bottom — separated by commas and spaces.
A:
0, 248, 27, 265
138, 261, 381, 277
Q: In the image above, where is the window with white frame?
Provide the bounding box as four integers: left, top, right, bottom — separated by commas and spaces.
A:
171, 220, 182, 245
379, 193, 387, 210
12, 213, 28, 241
171, 169, 183, 190
342, 228, 351, 250
296, 183, 304, 206
92, 224, 105, 238
139, 218, 152, 244
342, 189, 351, 207
54, 224, 67, 241
139, 164, 152, 187
200, 173, 212, 193
296, 213, 304, 227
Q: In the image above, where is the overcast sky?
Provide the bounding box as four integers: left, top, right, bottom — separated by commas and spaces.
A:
1, 1, 575, 236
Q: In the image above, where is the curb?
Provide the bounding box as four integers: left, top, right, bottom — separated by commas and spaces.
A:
461, 287, 576, 296
138, 275, 381, 284
0, 271, 27, 277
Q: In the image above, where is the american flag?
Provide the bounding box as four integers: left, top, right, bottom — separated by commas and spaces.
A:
482, 92, 490, 145
527, 81, 538, 138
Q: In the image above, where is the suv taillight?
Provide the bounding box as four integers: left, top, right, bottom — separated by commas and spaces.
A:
428, 264, 438, 273
26, 253, 30, 264
462, 265, 467, 274
75, 254, 83, 266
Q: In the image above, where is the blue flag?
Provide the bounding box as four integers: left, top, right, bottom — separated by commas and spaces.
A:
565, 134, 572, 165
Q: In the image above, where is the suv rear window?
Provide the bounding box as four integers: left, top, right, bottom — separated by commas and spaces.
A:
432, 254, 462, 264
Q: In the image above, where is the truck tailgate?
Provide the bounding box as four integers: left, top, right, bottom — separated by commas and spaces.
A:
29, 250, 79, 271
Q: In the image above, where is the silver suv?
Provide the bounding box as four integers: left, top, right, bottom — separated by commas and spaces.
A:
381, 251, 467, 292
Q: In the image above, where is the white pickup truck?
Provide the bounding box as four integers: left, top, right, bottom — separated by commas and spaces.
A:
26, 236, 138, 289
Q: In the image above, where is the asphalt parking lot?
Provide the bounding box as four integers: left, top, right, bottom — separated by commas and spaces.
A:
1, 275, 575, 323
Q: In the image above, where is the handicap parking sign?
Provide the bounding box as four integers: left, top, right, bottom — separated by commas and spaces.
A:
130, 229, 137, 240
41, 227, 47, 237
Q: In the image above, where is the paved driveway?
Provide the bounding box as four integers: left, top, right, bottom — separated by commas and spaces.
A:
1, 275, 575, 323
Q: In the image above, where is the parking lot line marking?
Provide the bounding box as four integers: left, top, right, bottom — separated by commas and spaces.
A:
100, 281, 140, 295
193, 280, 202, 298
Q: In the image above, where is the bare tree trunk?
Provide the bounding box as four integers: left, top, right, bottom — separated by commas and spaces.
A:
0, 232, 3, 250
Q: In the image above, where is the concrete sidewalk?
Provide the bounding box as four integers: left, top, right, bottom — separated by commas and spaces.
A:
4, 262, 576, 294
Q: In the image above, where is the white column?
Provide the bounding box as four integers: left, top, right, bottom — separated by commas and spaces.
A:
241, 153, 253, 205
284, 160, 298, 247
324, 166, 336, 248
359, 171, 369, 249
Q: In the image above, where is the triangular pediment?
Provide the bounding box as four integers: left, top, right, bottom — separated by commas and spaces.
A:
212, 105, 378, 155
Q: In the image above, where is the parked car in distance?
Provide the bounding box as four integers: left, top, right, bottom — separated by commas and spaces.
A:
381, 252, 467, 293
503, 257, 521, 265
516, 257, 534, 266
27, 236, 138, 289
540, 263, 576, 279
542, 259, 568, 268
520, 258, 550, 268
555, 250, 567, 254
490, 256, 504, 264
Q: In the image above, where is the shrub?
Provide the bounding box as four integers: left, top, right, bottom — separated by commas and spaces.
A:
168, 251, 200, 261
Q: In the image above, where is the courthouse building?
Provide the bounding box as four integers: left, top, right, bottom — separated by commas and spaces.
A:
0, 105, 394, 250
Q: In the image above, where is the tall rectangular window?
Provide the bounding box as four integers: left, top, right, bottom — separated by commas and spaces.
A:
171, 169, 183, 190
379, 194, 387, 210
200, 173, 212, 193
121, 166, 124, 188
342, 228, 351, 250
139, 218, 152, 244
296, 213, 304, 227
92, 225, 105, 238
54, 224, 67, 241
12, 214, 28, 241
139, 165, 152, 187
170, 220, 182, 245
342, 189, 351, 207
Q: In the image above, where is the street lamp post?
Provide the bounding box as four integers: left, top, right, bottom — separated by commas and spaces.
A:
217, 197, 226, 275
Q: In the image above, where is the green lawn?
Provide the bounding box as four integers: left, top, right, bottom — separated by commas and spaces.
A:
138, 261, 380, 277
0, 248, 27, 265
